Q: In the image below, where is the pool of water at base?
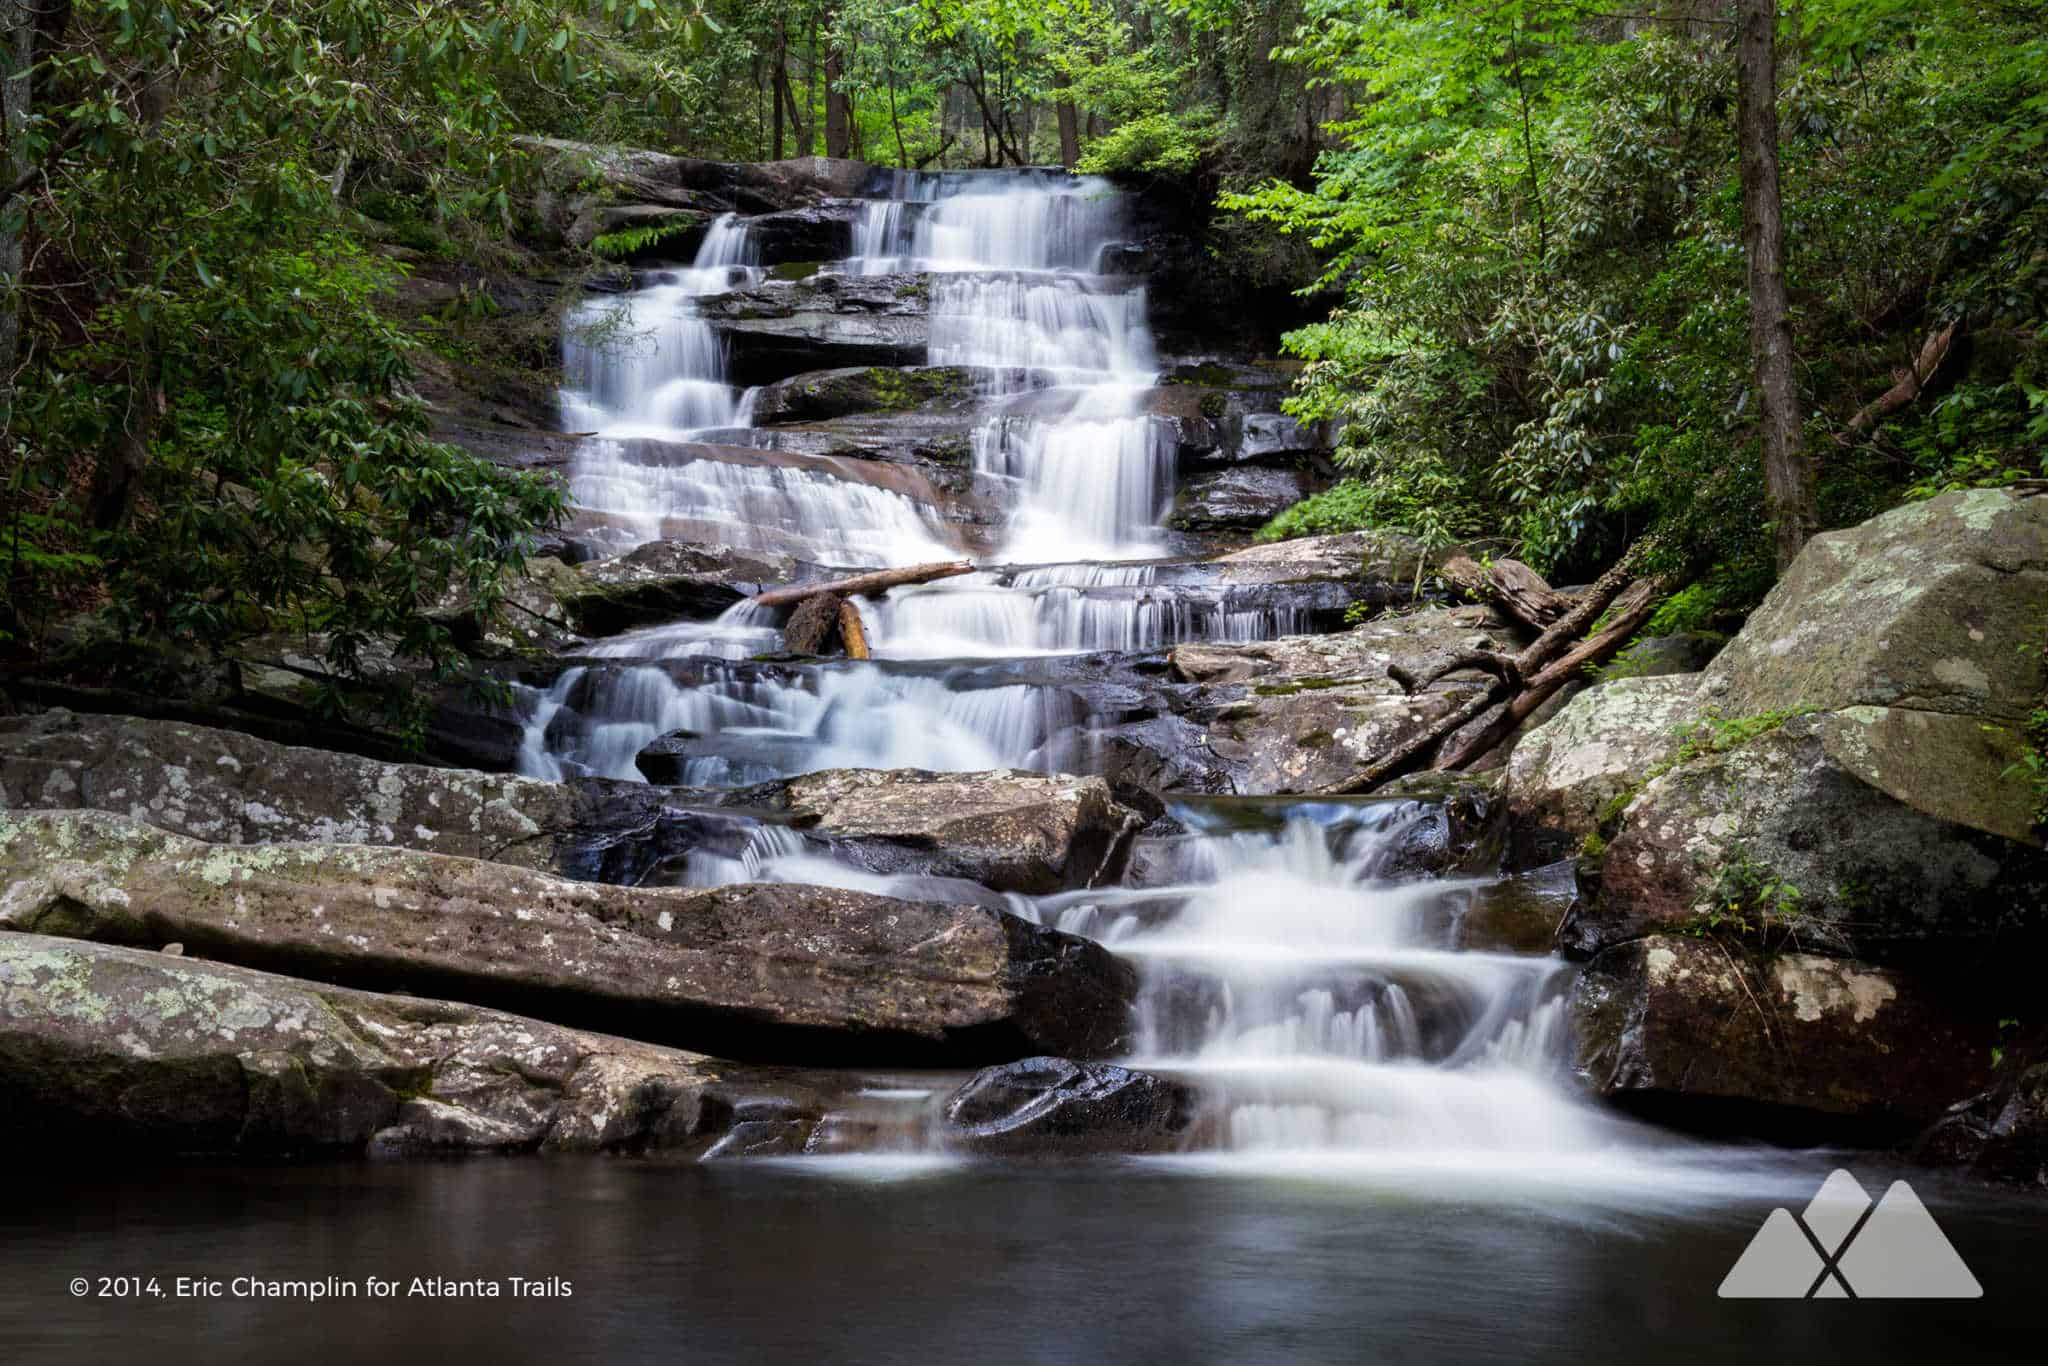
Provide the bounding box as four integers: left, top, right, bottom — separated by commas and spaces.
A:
4, 1157, 2040, 1364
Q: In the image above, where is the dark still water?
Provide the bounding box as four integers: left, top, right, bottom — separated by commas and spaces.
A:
2, 1156, 2041, 1364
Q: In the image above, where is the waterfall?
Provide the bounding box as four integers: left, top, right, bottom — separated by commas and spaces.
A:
1008, 801, 1747, 1185
523, 171, 1281, 783
560, 213, 758, 440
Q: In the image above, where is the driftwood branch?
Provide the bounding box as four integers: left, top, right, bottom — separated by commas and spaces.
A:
752, 560, 974, 609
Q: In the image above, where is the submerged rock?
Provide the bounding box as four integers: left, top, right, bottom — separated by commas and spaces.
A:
1568, 935, 1994, 1142
728, 768, 1142, 895
941, 1057, 1200, 1156
0, 933, 864, 1157
0, 810, 1137, 1065
1915, 1061, 2048, 1188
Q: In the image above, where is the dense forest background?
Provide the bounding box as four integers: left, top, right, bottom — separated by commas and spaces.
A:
0, 1, 2042, 714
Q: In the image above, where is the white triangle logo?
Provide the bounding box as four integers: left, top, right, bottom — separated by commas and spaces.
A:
1719, 1169, 1983, 1299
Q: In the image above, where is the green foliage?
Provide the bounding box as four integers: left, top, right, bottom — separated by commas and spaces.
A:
590, 219, 697, 258
1235, 3, 2048, 598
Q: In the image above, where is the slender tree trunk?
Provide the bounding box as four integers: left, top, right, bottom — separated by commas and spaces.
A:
771, 23, 786, 159
0, 0, 33, 437
1736, 0, 1814, 572
1052, 72, 1080, 168
804, 18, 819, 155
823, 44, 851, 159
88, 70, 172, 531
886, 54, 906, 169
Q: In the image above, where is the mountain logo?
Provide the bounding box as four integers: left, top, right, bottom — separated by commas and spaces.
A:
1719, 1169, 1982, 1298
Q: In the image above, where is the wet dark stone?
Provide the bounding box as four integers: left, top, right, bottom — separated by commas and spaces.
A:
942, 1058, 1200, 1156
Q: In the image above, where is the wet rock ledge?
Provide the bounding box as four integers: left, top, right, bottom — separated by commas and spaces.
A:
0, 809, 1136, 1070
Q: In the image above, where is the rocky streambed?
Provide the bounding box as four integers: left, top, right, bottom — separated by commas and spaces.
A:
2, 148, 2045, 1198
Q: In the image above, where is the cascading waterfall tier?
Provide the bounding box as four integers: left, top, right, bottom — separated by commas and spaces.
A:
524, 171, 1283, 786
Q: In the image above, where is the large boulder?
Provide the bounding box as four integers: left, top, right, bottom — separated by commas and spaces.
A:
0, 709, 672, 882
941, 1057, 1201, 1156
0, 933, 873, 1157
1569, 935, 1995, 1141
1167, 605, 1515, 793
714, 312, 930, 387
1559, 490, 2048, 964
730, 768, 1142, 895
1203, 529, 1435, 588
1699, 488, 2048, 722
1504, 675, 1698, 861
1567, 711, 2045, 963
0, 810, 1136, 1065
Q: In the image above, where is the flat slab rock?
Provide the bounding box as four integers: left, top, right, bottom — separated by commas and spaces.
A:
0, 810, 1136, 1066
733, 768, 1141, 894
0, 707, 713, 887
0, 932, 880, 1157
1569, 935, 1994, 1142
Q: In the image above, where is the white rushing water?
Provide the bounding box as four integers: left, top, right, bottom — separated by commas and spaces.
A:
1004, 801, 1794, 1199
521, 169, 1278, 784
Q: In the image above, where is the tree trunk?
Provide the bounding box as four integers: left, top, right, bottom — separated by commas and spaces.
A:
823, 44, 851, 159
88, 69, 171, 531
886, 57, 907, 169
771, 23, 786, 160
1736, 0, 1814, 573
1052, 73, 1080, 168
0, 0, 34, 436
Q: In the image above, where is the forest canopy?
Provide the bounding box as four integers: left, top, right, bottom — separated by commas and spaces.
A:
1, 1, 2042, 714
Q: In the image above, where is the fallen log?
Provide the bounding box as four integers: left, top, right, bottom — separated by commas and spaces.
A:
1840, 320, 1963, 440
1439, 556, 1573, 633
752, 560, 975, 609
1318, 544, 1660, 795
1437, 576, 1664, 770
838, 600, 872, 660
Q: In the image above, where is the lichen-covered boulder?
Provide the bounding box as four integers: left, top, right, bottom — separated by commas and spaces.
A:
1504, 675, 1698, 859
1699, 488, 2048, 722
1167, 605, 1513, 793
1203, 529, 1436, 588
941, 1057, 1201, 1156
0, 933, 854, 1157
1567, 712, 2045, 962
0, 810, 1136, 1065
1569, 935, 1994, 1140
731, 768, 1141, 894
0, 709, 597, 873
